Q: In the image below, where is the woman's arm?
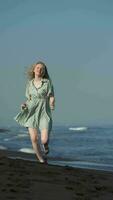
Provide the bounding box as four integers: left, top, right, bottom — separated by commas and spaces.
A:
21, 81, 30, 110
49, 96, 55, 110
47, 79, 55, 110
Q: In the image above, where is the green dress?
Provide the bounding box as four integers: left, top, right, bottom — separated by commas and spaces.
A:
14, 78, 54, 132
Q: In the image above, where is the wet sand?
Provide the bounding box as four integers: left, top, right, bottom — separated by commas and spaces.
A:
0, 149, 113, 200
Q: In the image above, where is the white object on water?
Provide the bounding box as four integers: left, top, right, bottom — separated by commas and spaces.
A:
19, 148, 35, 154
4, 134, 28, 141
0, 145, 7, 150
69, 127, 88, 131
17, 134, 28, 138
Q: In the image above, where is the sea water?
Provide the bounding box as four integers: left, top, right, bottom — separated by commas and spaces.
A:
0, 125, 113, 172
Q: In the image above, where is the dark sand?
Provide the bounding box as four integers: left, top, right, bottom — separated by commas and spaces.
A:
0, 150, 113, 200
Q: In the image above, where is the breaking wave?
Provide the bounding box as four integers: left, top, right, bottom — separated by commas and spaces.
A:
18, 148, 35, 154
69, 127, 88, 131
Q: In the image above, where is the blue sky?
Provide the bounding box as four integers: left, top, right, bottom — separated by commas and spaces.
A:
0, 0, 113, 126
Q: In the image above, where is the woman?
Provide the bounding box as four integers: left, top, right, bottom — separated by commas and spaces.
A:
14, 61, 55, 164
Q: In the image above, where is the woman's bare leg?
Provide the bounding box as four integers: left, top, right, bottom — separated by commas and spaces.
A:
28, 127, 45, 162
41, 128, 49, 154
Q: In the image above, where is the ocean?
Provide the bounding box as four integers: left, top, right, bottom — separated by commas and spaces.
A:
0, 125, 113, 172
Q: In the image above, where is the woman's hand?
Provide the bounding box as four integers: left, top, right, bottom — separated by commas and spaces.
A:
49, 96, 55, 110
21, 103, 27, 110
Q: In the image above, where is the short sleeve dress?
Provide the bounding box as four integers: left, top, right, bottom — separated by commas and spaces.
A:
14, 78, 55, 133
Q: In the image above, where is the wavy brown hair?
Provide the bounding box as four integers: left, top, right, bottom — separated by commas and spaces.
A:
26, 61, 51, 80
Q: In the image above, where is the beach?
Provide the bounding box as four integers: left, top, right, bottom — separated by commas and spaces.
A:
0, 150, 113, 200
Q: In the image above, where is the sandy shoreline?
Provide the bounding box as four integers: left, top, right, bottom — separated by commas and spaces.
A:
0, 150, 113, 200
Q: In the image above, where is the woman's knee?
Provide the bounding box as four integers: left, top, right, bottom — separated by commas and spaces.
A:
41, 129, 48, 144
41, 137, 48, 144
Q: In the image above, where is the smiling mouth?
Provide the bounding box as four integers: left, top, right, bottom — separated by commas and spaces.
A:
36, 71, 41, 73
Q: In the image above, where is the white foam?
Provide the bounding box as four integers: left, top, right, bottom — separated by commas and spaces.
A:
0, 145, 7, 150
19, 130, 28, 134
18, 148, 35, 154
17, 134, 28, 138
4, 138, 10, 141
69, 127, 88, 131
4, 134, 28, 141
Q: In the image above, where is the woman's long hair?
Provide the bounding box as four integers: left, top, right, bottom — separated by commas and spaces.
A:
26, 61, 51, 81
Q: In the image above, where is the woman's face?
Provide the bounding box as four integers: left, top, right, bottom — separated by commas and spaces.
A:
33, 64, 45, 77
